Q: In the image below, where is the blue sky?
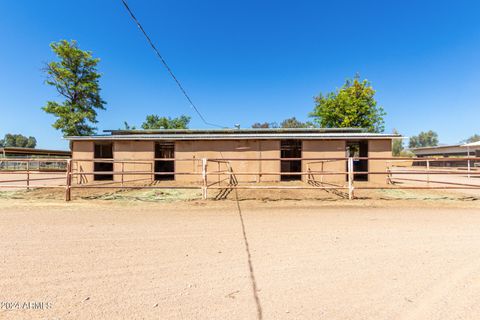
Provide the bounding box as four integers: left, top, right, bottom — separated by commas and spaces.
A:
0, 0, 479, 149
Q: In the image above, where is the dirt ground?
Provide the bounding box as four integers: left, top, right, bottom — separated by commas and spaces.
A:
1, 196, 480, 320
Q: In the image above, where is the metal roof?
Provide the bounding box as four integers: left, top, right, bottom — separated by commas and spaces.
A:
463, 141, 480, 147
66, 132, 400, 141
0, 147, 71, 156
104, 128, 366, 135
410, 144, 462, 151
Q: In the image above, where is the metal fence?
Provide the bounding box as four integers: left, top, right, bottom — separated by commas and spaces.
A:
0, 157, 479, 201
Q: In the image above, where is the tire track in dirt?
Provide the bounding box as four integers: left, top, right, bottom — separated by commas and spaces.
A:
234, 188, 263, 320
398, 258, 480, 320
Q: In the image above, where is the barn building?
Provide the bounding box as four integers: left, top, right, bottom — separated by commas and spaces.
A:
66, 128, 400, 185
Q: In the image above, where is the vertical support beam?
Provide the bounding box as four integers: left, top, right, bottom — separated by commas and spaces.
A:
151, 161, 154, 182
121, 162, 125, 187
26, 160, 30, 190
321, 161, 324, 184
65, 159, 72, 202
202, 158, 208, 200
426, 160, 430, 184
386, 161, 392, 184
348, 157, 354, 200
468, 158, 471, 179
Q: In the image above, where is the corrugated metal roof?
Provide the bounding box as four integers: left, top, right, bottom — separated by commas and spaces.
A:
65, 132, 400, 141
0, 147, 71, 155
104, 128, 366, 135
410, 144, 462, 151
463, 141, 480, 147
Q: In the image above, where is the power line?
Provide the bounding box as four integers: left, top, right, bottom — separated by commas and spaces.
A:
120, 0, 226, 128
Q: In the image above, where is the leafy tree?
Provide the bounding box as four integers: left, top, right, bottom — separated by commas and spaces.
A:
462, 134, 480, 144
409, 130, 439, 148
0, 134, 37, 148
309, 75, 386, 132
141, 115, 191, 129
280, 117, 314, 128
251, 122, 278, 128
42, 40, 106, 136
122, 121, 136, 130
392, 129, 404, 156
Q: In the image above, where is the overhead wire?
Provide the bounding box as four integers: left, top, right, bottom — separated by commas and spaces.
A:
120, 0, 226, 128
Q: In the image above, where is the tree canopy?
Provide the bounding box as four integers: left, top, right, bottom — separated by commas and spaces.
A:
251, 122, 278, 128
408, 130, 439, 148
0, 134, 37, 148
462, 134, 480, 144
279, 117, 314, 128
391, 129, 403, 156
141, 115, 191, 129
309, 75, 385, 132
42, 40, 106, 136
251, 117, 313, 129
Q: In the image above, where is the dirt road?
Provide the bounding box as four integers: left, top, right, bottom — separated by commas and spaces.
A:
1, 199, 480, 319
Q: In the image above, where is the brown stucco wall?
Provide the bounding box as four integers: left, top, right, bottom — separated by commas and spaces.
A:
71, 138, 392, 186
368, 139, 392, 184
71, 141, 94, 184
302, 140, 346, 185
175, 140, 280, 183
113, 141, 154, 183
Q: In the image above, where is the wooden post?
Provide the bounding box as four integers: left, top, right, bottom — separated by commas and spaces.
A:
386, 163, 392, 184
65, 159, 72, 202
426, 160, 430, 184
321, 161, 324, 184
151, 161, 154, 182
26, 160, 30, 190
348, 157, 354, 200
202, 158, 208, 200
121, 162, 125, 187
468, 159, 471, 179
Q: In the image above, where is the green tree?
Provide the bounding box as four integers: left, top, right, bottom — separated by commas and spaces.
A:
280, 117, 314, 128
141, 115, 191, 129
0, 134, 37, 148
409, 130, 439, 148
42, 40, 106, 136
462, 134, 480, 144
251, 122, 278, 128
309, 75, 386, 132
391, 129, 404, 156
122, 121, 136, 130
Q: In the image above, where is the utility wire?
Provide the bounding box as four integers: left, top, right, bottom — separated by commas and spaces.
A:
120, 0, 226, 128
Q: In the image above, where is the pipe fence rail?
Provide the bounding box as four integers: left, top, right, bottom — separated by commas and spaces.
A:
0, 157, 479, 201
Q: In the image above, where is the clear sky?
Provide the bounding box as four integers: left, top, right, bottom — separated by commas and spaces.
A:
0, 0, 479, 150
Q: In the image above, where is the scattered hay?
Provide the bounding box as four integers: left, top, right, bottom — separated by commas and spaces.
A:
81, 188, 202, 202
376, 189, 479, 201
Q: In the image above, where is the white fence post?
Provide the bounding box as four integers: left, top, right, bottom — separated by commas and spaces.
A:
348, 157, 354, 200
202, 158, 208, 200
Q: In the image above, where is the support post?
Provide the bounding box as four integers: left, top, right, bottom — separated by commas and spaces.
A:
321, 162, 324, 184
121, 162, 124, 187
468, 159, 471, 179
65, 159, 72, 202
348, 157, 354, 200
426, 160, 430, 184
26, 160, 30, 190
386, 161, 392, 184
202, 158, 208, 200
